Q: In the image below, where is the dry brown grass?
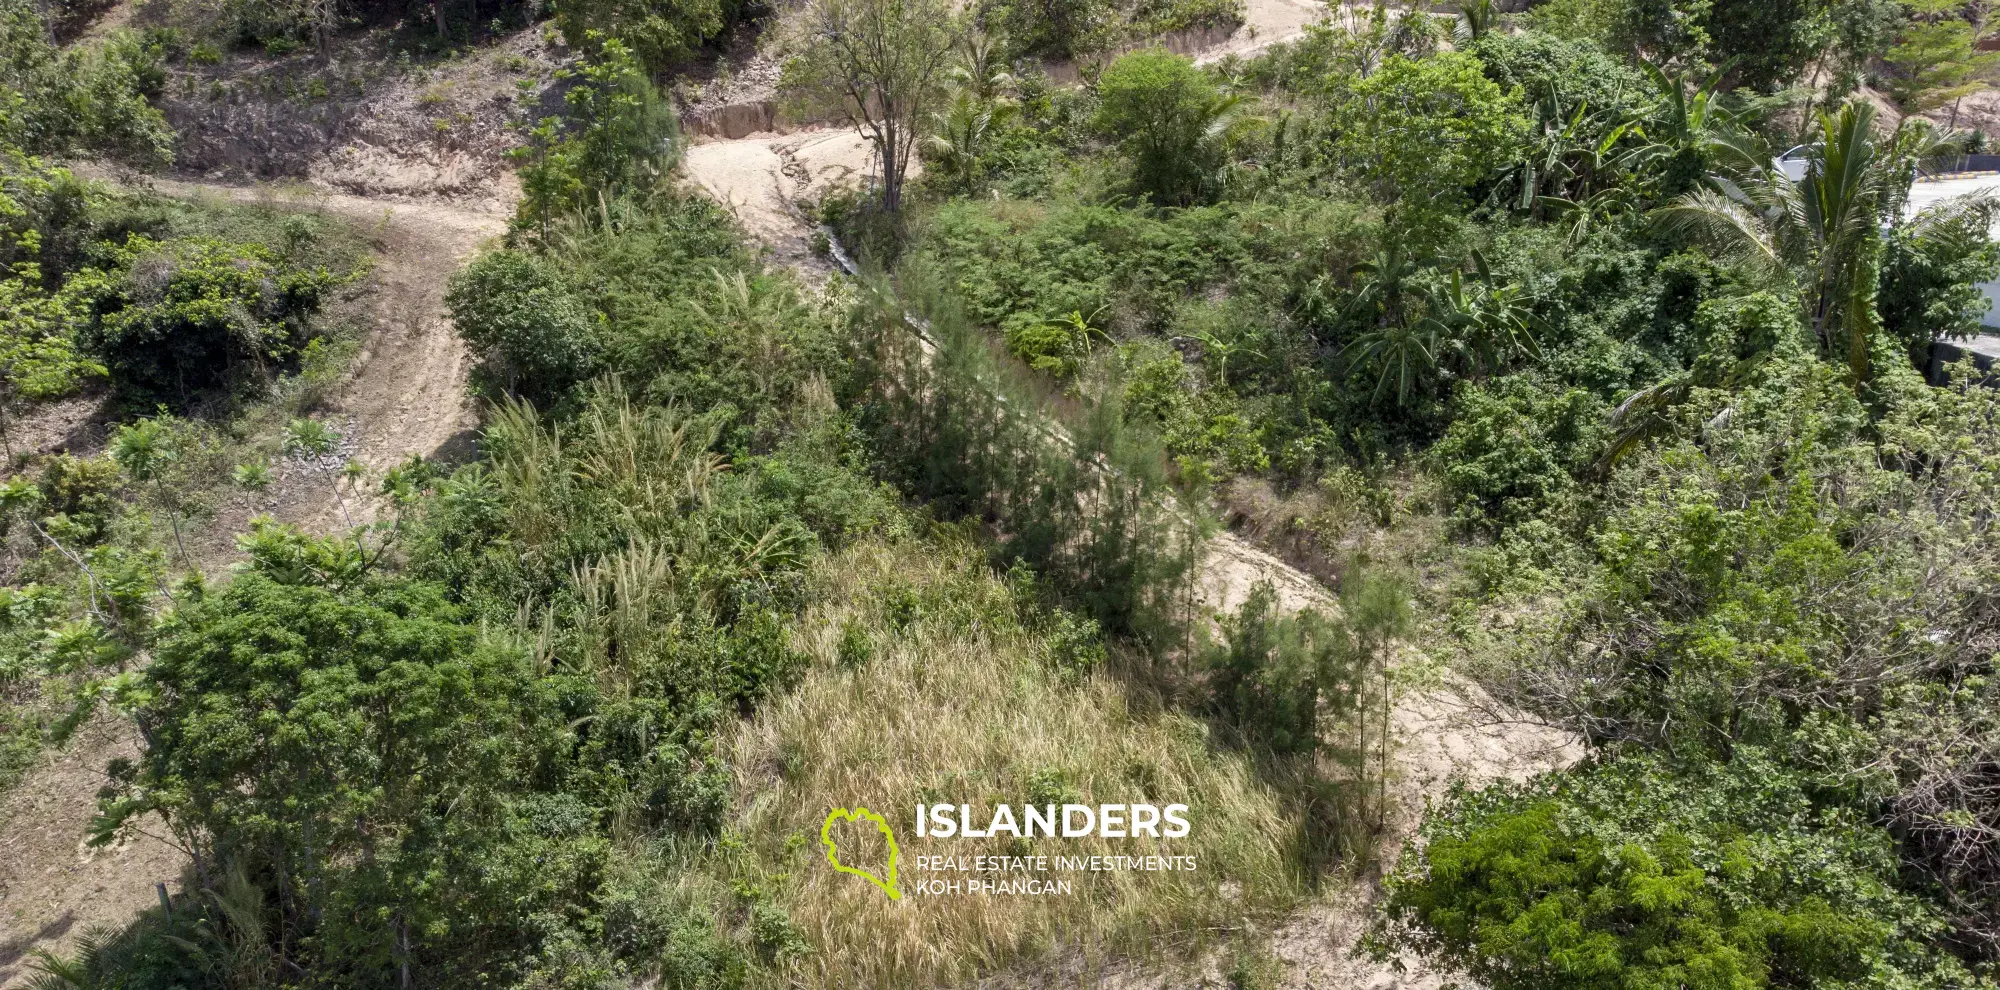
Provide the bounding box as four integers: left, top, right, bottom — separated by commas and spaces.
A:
707, 535, 1306, 988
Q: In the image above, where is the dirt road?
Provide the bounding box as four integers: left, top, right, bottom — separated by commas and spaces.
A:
681, 129, 887, 276
0, 180, 508, 987
142, 179, 507, 475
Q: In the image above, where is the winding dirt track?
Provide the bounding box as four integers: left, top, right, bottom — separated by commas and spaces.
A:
142, 180, 506, 475
0, 181, 508, 988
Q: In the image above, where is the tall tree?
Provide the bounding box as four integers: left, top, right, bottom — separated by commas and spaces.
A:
1886, 0, 2000, 123
782, 0, 959, 214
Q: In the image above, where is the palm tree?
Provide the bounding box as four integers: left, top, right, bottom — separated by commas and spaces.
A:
26, 928, 121, 990
953, 27, 1014, 101
924, 89, 1015, 192
1342, 245, 1440, 409
1639, 63, 1740, 163
1454, 0, 1496, 44
1654, 100, 1950, 384
1345, 247, 1541, 408
1188, 326, 1264, 389
1344, 244, 1422, 331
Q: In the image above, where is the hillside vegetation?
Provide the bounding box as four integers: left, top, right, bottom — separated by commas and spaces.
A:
10, 0, 2000, 988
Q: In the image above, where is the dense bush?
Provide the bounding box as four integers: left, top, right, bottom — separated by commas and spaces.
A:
982, 0, 1240, 59
98, 539, 593, 985
1384, 750, 1976, 990
446, 249, 604, 401
1322, 52, 1527, 242
857, 284, 1204, 645
67, 235, 346, 407
512, 39, 682, 237
1204, 582, 1351, 755
0, 1, 172, 163
554, 0, 742, 74
1879, 206, 2000, 364
1094, 48, 1237, 205
1464, 31, 1650, 124
1431, 377, 1605, 533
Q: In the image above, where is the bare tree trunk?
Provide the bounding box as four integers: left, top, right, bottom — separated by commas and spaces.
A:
1379, 643, 1390, 830
882, 113, 903, 212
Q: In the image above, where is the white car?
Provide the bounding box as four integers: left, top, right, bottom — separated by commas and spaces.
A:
1774, 145, 1813, 182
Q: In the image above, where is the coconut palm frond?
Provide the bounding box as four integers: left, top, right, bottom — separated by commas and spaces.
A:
1653, 187, 1784, 269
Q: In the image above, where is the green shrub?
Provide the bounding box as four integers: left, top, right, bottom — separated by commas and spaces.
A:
0, 0, 173, 164
1879, 207, 2000, 366
446, 249, 605, 401
512, 37, 681, 235
96, 527, 596, 984
1430, 376, 1604, 533
1382, 750, 1975, 990
1204, 582, 1354, 754
1326, 52, 1527, 244
988, 0, 1111, 58
1094, 49, 1237, 205
553, 0, 738, 76
34, 453, 123, 542
67, 235, 345, 407
1004, 308, 1103, 377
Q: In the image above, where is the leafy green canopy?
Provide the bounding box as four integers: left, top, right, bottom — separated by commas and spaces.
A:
0, 0, 172, 164
66, 235, 347, 408
511, 38, 682, 239
446, 249, 604, 402
1094, 49, 1241, 206
99, 540, 594, 986
1383, 750, 1975, 990
1322, 51, 1529, 245
554, 0, 744, 74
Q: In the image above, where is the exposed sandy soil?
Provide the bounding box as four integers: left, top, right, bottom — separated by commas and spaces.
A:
0, 718, 182, 989
0, 176, 510, 987
1162, 540, 1578, 989
135, 178, 504, 473
1194, 0, 1329, 64
681, 128, 886, 274
675, 0, 1333, 237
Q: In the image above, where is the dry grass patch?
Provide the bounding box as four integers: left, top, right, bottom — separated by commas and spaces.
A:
710, 535, 1306, 988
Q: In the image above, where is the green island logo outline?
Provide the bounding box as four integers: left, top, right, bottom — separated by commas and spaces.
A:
821, 806, 902, 901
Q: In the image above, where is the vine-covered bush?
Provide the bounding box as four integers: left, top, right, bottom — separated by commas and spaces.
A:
68, 235, 345, 407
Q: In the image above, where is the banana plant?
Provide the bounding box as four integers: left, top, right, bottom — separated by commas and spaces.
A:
1493, 84, 1640, 218
1348, 320, 1437, 409
1422, 251, 1543, 383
